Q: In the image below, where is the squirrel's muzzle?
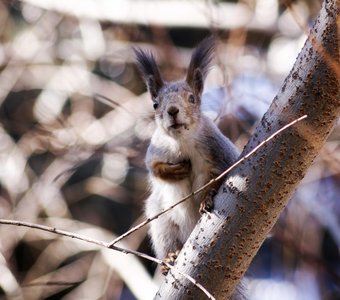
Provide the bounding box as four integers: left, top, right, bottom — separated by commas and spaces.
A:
167, 106, 179, 117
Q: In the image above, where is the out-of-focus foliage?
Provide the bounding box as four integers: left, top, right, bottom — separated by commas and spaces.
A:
0, 0, 338, 299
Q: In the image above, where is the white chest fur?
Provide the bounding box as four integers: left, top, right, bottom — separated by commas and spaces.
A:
146, 127, 210, 244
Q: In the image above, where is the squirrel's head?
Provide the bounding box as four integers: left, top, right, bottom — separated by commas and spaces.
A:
134, 37, 215, 137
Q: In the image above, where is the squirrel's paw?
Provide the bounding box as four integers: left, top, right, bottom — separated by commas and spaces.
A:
152, 161, 191, 181
199, 189, 217, 214
161, 250, 180, 275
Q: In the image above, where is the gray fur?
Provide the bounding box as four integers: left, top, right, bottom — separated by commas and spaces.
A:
136, 38, 245, 298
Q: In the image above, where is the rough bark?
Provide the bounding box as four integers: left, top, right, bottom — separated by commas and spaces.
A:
155, 0, 340, 299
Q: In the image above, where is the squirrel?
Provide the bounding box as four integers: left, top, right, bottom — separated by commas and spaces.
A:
134, 37, 239, 272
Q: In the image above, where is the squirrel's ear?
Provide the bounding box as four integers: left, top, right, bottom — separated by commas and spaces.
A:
191, 68, 204, 96
146, 75, 162, 101
134, 47, 164, 100
186, 36, 215, 96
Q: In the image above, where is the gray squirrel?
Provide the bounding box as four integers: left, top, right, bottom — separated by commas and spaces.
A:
134, 37, 240, 275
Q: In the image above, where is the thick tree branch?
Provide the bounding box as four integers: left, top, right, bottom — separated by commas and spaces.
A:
156, 0, 340, 299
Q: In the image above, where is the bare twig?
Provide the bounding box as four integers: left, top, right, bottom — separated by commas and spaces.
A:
109, 115, 307, 246
24, 281, 83, 287
0, 219, 216, 300
94, 93, 134, 115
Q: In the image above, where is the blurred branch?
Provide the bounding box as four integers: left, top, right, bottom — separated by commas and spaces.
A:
282, 0, 340, 78
20, 0, 254, 30
0, 252, 23, 299
273, 225, 340, 285
94, 94, 134, 115
0, 11, 62, 107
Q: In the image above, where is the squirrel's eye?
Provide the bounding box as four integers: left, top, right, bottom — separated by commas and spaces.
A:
153, 103, 159, 110
188, 94, 195, 104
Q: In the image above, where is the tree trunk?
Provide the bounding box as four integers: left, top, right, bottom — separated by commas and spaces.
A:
155, 0, 340, 299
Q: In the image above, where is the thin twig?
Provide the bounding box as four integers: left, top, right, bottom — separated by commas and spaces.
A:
0, 219, 216, 300
94, 93, 134, 115
109, 115, 308, 246
24, 281, 83, 287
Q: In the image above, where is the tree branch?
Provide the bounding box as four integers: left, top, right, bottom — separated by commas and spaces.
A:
156, 0, 340, 299
0, 219, 215, 300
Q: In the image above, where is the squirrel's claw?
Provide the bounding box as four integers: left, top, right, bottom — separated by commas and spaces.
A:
199, 189, 217, 215
161, 250, 180, 275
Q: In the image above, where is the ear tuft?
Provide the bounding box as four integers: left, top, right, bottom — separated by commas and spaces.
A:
133, 47, 164, 100
193, 69, 204, 96
186, 36, 215, 96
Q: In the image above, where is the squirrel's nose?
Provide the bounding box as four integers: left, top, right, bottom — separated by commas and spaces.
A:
167, 106, 179, 117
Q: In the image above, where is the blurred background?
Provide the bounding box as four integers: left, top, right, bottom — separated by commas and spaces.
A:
0, 0, 339, 299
